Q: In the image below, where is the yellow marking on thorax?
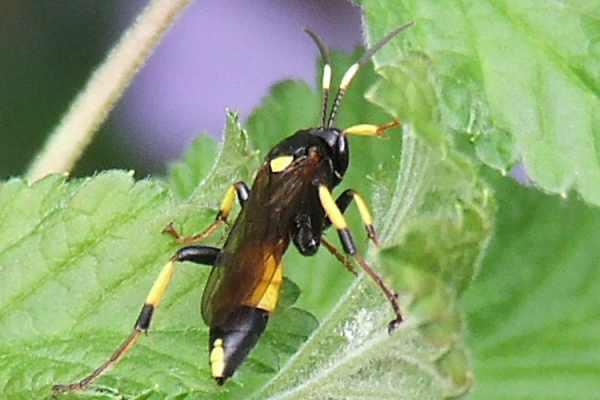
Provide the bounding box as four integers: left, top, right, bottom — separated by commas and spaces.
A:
210, 338, 225, 378
270, 155, 293, 173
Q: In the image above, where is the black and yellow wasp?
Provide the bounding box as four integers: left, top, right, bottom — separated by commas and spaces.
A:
53, 21, 414, 393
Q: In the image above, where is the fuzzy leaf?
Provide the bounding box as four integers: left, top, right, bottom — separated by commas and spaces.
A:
168, 134, 218, 199
360, 0, 600, 205
166, 112, 260, 243
464, 175, 600, 399
0, 114, 314, 400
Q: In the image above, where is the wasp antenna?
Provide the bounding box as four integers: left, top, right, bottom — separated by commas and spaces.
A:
327, 21, 415, 128
304, 28, 332, 128
357, 21, 415, 66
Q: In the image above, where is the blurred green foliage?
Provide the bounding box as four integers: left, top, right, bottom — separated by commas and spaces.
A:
0, 2, 142, 179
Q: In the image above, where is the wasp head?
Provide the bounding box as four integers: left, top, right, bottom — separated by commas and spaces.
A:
266, 127, 348, 186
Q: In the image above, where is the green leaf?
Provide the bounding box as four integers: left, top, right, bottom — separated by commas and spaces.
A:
0, 115, 314, 399
360, 0, 600, 205
167, 112, 260, 242
464, 175, 600, 399
186, 112, 259, 206
245, 80, 319, 155
168, 134, 218, 200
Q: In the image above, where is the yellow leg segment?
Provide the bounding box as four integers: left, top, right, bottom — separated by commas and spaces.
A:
145, 261, 176, 307
349, 190, 379, 245
326, 189, 379, 246
319, 185, 348, 230
343, 119, 401, 137
352, 192, 373, 226
218, 185, 238, 220
163, 181, 249, 245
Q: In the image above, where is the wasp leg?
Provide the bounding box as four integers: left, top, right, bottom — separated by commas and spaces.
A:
318, 184, 403, 334
343, 119, 401, 138
323, 189, 380, 246
291, 214, 321, 256
321, 236, 357, 276
52, 246, 220, 395
163, 181, 250, 245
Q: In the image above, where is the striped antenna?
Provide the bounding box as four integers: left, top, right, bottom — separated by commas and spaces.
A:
326, 21, 415, 128
304, 28, 332, 128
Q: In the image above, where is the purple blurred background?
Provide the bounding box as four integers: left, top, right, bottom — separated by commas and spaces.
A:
0, 1, 363, 177
116, 0, 362, 171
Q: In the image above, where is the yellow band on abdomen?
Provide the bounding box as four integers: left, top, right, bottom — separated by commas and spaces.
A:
210, 338, 225, 378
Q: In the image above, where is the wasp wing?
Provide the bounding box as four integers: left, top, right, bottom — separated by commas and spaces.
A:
201, 164, 308, 327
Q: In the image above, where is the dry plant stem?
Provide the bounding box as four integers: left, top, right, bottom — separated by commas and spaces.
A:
26, 0, 194, 182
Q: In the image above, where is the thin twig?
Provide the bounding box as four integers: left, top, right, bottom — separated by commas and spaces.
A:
26, 0, 193, 181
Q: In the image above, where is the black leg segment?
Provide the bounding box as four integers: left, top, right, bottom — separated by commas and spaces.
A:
338, 228, 357, 255
172, 245, 221, 265
291, 214, 321, 256
233, 181, 251, 207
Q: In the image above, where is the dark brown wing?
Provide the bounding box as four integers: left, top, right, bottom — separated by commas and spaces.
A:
201, 161, 313, 327
200, 235, 286, 327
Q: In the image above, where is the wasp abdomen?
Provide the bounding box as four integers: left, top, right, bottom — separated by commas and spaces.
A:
208, 306, 269, 384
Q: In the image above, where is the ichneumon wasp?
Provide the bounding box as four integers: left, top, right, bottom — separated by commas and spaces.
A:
53, 21, 414, 393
